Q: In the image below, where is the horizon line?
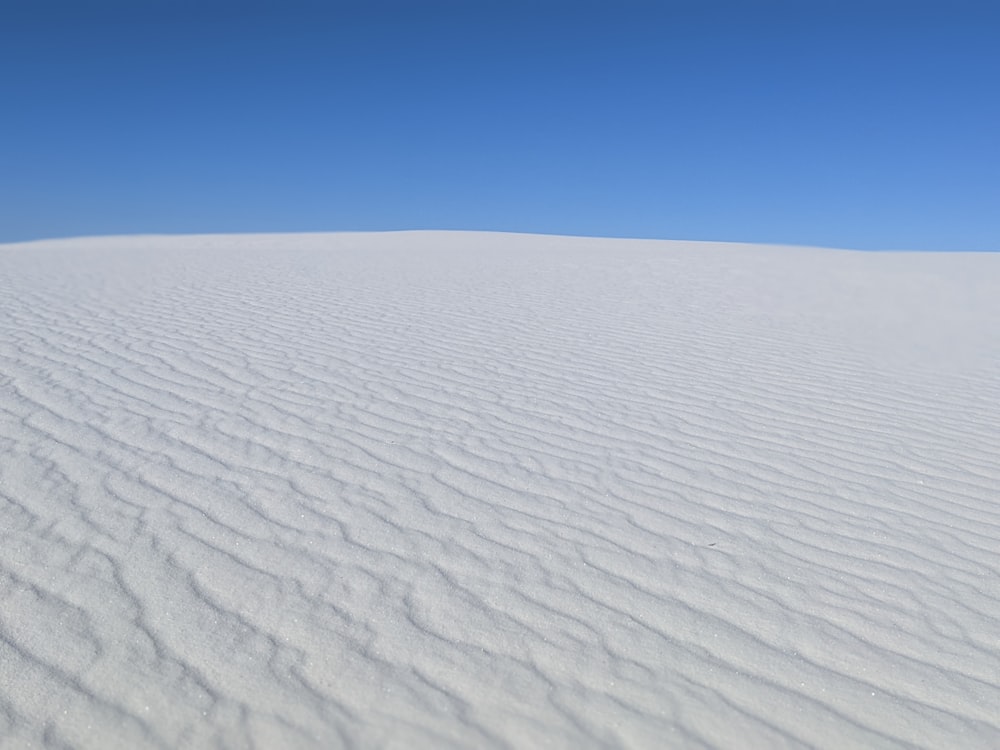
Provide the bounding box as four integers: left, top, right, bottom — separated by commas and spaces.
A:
3, 228, 997, 254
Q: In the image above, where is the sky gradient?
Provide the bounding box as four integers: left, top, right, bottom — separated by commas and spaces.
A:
3, 0, 998, 249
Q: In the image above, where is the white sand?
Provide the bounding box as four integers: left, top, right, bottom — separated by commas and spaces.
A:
1, 231, 998, 749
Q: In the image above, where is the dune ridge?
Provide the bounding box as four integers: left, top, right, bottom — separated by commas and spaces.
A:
1, 231, 999, 748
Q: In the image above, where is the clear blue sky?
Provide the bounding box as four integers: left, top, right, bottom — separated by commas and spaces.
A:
3, 0, 998, 249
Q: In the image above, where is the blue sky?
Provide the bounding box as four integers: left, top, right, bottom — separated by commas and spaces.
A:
2, 0, 998, 249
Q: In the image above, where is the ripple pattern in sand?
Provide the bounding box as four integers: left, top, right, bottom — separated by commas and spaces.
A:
1, 232, 999, 749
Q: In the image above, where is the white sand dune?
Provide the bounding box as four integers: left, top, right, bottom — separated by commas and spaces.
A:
1, 231, 998, 749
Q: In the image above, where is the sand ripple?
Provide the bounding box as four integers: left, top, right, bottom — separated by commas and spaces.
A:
1, 232, 999, 748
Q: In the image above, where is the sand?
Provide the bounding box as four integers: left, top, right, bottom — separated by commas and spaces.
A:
1, 231, 998, 748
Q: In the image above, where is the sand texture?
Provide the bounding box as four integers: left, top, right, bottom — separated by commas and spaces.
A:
1, 231, 998, 748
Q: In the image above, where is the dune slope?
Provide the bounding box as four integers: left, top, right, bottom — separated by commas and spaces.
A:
1, 231, 998, 749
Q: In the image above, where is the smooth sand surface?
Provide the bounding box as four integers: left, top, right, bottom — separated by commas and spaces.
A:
1, 231, 998, 748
